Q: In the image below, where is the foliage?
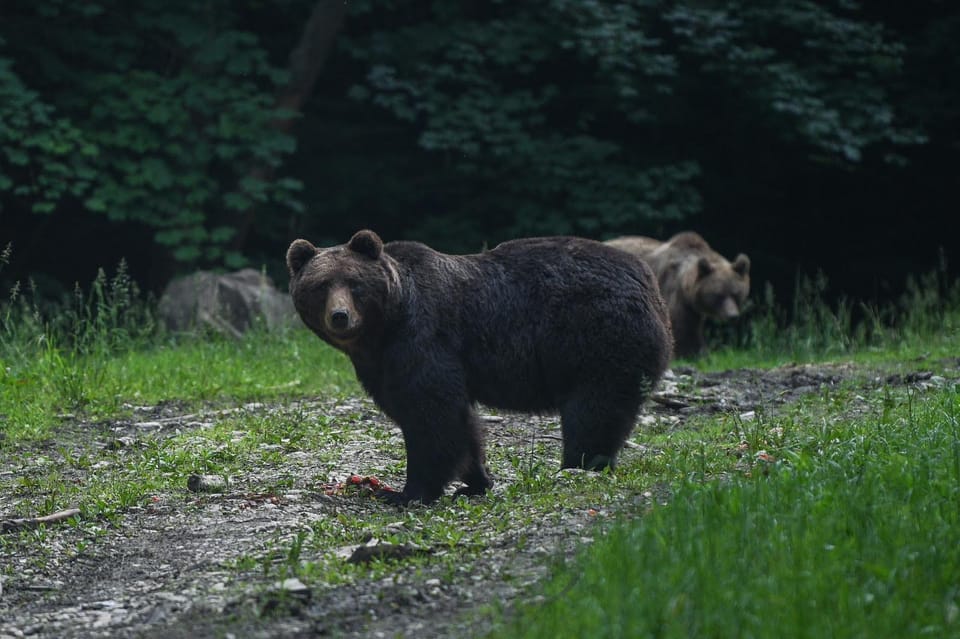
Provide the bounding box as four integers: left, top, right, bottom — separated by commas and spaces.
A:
2, 0, 935, 275
0, 1, 302, 267
0, 50, 98, 214
338, 0, 917, 243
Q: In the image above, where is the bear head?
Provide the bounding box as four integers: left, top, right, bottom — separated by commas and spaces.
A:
686, 253, 751, 321
286, 230, 399, 352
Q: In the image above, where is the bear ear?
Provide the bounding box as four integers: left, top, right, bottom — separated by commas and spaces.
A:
733, 253, 750, 277
287, 239, 317, 276
348, 230, 383, 260
696, 256, 714, 279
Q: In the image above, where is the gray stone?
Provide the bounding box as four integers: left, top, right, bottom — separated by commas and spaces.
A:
158, 268, 299, 337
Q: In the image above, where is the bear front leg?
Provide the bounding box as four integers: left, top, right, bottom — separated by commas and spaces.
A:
375, 431, 459, 505
374, 401, 483, 506
371, 348, 490, 506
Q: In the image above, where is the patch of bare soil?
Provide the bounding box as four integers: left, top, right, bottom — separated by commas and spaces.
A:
1, 360, 956, 639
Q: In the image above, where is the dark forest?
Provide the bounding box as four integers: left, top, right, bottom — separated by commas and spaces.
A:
2, 0, 958, 307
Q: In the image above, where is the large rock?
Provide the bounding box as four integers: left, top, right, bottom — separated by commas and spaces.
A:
158, 268, 299, 337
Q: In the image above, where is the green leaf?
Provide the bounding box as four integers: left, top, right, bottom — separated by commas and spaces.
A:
32, 201, 56, 214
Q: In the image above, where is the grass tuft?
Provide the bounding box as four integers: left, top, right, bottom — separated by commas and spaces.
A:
487, 387, 960, 638
701, 261, 960, 369
0, 252, 357, 441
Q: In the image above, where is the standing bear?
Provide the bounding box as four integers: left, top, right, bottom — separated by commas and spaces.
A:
287, 230, 672, 505
606, 232, 750, 359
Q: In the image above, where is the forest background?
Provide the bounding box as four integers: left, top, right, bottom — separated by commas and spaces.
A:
1, 0, 958, 308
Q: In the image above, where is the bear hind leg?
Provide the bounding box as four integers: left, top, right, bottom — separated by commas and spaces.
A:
559, 386, 644, 471
454, 412, 494, 497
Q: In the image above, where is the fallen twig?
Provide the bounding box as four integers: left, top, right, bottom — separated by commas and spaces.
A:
1, 508, 81, 533
650, 394, 691, 409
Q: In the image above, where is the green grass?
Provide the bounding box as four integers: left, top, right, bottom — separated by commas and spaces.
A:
0, 405, 349, 520
0, 329, 358, 440
487, 385, 960, 638
0, 256, 358, 441
695, 266, 960, 370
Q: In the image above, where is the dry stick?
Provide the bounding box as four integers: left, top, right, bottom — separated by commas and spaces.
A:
1, 508, 81, 534
650, 394, 693, 409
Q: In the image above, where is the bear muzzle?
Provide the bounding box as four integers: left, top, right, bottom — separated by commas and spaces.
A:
329, 309, 350, 331
718, 296, 740, 319
323, 286, 361, 338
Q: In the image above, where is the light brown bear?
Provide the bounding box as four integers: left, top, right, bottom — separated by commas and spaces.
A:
605, 232, 750, 358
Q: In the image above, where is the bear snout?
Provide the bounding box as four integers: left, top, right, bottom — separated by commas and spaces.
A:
329, 309, 350, 330
324, 305, 358, 336
323, 285, 360, 337
719, 296, 740, 319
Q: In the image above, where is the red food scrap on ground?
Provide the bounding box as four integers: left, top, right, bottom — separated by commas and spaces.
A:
322, 475, 395, 496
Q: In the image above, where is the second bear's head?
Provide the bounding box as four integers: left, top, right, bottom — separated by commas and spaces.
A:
688, 252, 751, 321
287, 230, 400, 352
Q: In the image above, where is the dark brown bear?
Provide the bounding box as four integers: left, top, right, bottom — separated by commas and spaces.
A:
287, 230, 672, 505
605, 231, 750, 359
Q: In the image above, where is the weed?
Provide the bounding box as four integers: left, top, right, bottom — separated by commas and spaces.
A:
701, 263, 960, 368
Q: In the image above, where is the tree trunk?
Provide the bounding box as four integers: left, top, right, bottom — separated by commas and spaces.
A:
230, 0, 348, 253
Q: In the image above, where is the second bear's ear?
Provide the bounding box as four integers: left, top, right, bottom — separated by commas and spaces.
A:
287, 239, 317, 276
696, 256, 714, 279
348, 230, 383, 260
733, 254, 750, 277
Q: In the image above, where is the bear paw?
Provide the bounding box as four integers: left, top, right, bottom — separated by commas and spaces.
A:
375, 487, 439, 507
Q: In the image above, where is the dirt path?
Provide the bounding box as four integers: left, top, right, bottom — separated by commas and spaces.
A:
1, 360, 955, 638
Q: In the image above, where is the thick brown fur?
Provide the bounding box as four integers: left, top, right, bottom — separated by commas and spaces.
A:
288, 230, 672, 505
606, 232, 750, 359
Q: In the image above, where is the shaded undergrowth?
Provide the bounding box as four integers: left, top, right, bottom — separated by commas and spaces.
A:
702, 255, 960, 369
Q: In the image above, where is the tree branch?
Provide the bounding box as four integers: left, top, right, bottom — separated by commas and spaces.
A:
1, 508, 81, 533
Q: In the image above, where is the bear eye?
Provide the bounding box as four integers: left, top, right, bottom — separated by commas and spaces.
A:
350, 282, 366, 295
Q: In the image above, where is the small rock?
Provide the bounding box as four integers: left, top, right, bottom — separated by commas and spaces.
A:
91, 612, 113, 629
280, 578, 309, 593
104, 436, 137, 450
187, 474, 230, 493
154, 591, 189, 604
258, 577, 312, 616
347, 539, 429, 564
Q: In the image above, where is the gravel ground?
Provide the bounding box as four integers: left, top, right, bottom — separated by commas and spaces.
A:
1, 359, 956, 638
